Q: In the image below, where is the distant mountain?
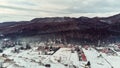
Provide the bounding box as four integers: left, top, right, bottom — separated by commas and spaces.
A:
0, 13, 120, 44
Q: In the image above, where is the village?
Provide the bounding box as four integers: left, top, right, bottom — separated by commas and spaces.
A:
0, 38, 120, 68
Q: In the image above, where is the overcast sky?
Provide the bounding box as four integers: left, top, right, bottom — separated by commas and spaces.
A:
0, 0, 120, 22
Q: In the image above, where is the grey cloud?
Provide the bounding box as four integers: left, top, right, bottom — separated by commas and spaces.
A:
0, 0, 120, 22
63, 0, 120, 13
0, 4, 71, 14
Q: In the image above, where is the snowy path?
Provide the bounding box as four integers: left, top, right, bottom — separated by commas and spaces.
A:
69, 51, 80, 67
83, 48, 111, 68
102, 53, 120, 68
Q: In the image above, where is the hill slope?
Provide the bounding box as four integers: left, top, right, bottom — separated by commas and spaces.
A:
0, 14, 120, 44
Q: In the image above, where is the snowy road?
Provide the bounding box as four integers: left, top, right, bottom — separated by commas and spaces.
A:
102, 53, 120, 68
83, 48, 111, 68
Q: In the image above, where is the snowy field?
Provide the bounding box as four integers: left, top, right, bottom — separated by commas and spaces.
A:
0, 44, 120, 68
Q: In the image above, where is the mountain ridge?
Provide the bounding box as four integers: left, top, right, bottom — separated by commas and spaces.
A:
0, 13, 120, 44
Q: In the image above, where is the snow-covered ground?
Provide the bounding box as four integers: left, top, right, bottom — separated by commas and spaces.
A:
83, 48, 111, 68
83, 47, 120, 68
0, 47, 82, 68
0, 45, 120, 68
